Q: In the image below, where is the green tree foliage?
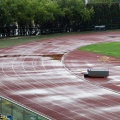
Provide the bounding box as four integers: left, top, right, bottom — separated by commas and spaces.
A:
1, 0, 119, 34
0, 0, 93, 29
1, 0, 53, 27
88, 2, 120, 28
55, 0, 94, 29
2, 0, 34, 27
110, 3, 120, 25
90, 0, 113, 4
0, 0, 13, 35
113, 0, 120, 2
90, 0, 113, 7
34, 0, 62, 28
0, 0, 12, 26
6, 0, 35, 27
5, 0, 63, 28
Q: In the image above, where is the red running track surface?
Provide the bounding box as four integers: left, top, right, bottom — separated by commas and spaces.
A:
0, 31, 120, 120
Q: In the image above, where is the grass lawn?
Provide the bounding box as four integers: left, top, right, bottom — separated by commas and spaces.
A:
79, 42, 120, 58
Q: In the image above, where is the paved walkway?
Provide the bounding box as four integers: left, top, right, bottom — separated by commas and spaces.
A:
0, 31, 120, 120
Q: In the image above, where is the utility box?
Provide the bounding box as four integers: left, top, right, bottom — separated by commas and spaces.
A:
84, 68, 109, 78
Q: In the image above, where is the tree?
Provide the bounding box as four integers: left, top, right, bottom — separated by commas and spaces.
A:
14, 0, 35, 27
34, 0, 62, 29
90, 0, 113, 6
55, 0, 94, 30
7, 0, 35, 26
0, 0, 13, 36
90, 0, 113, 3
112, 0, 120, 3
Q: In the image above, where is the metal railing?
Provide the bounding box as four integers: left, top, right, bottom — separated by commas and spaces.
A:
0, 96, 50, 120
0, 24, 120, 38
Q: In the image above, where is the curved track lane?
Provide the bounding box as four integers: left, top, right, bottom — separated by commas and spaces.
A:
0, 31, 120, 120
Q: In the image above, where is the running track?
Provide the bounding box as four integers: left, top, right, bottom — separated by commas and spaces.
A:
0, 31, 120, 120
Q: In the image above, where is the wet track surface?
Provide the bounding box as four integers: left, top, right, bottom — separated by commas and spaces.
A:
0, 32, 120, 120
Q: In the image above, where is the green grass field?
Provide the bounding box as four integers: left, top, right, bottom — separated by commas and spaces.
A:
79, 42, 120, 58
